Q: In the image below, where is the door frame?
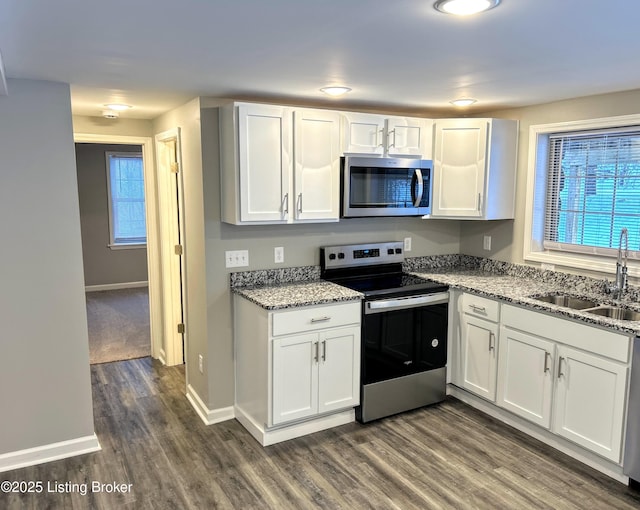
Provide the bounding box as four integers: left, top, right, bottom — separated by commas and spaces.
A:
155, 128, 187, 366
74, 133, 163, 360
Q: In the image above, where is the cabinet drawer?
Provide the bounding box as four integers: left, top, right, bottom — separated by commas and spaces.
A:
462, 293, 500, 322
272, 301, 360, 337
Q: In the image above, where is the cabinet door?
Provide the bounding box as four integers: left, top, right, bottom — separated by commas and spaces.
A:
318, 326, 361, 414
293, 109, 340, 221
272, 333, 318, 425
496, 327, 554, 428
552, 345, 628, 462
341, 112, 385, 155
432, 119, 488, 218
386, 117, 432, 158
461, 314, 498, 401
237, 103, 291, 222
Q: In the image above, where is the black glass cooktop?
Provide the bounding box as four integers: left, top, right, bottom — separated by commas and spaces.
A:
327, 272, 447, 298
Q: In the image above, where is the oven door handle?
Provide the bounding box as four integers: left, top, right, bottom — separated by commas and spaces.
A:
365, 292, 449, 314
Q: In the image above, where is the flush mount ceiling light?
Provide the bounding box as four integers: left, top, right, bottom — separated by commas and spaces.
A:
434, 0, 500, 16
320, 86, 352, 97
102, 109, 119, 119
450, 98, 477, 107
104, 103, 132, 111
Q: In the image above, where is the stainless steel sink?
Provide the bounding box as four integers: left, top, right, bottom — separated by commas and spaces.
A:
585, 306, 640, 321
533, 293, 598, 310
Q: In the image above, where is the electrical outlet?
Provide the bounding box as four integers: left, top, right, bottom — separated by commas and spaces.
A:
225, 250, 250, 268
198, 354, 204, 374
274, 246, 284, 264
483, 235, 492, 251
404, 237, 412, 252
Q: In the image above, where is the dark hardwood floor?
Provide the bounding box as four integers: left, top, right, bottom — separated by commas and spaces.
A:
2, 357, 640, 509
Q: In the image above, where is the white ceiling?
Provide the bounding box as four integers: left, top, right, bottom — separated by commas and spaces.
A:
0, 0, 638, 119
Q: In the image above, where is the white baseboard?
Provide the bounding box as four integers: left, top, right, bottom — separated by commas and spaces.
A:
85, 281, 148, 292
186, 384, 235, 425
235, 406, 355, 446
0, 434, 101, 473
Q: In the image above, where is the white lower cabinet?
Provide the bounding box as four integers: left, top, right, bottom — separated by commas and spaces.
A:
272, 326, 360, 426
552, 345, 627, 462
234, 296, 361, 445
455, 294, 631, 466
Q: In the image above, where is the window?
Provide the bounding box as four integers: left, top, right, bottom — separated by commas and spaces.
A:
106, 151, 146, 247
525, 115, 640, 275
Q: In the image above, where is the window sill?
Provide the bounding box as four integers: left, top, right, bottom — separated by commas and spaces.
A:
108, 243, 146, 251
524, 249, 640, 280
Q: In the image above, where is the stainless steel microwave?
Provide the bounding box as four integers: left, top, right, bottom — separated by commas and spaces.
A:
341, 156, 432, 217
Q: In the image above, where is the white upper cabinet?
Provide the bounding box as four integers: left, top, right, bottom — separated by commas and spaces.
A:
341, 112, 432, 158
431, 118, 518, 219
293, 109, 341, 221
219, 102, 340, 225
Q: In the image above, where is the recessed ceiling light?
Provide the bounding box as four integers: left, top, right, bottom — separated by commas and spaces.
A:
434, 0, 500, 16
320, 86, 352, 97
104, 103, 132, 111
450, 98, 477, 107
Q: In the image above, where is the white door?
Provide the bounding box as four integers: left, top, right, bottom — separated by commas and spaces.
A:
552, 345, 628, 462
386, 117, 432, 158
318, 327, 360, 414
155, 129, 186, 367
461, 315, 498, 401
496, 327, 554, 428
272, 333, 319, 425
341, 112, 385, 155
293, 109, 340, 221
432, 119, 488, 217
238, 103, 291, 222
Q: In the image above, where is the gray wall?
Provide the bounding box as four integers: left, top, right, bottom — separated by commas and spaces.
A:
0, 79, 95, 455
75, 143, 148, 286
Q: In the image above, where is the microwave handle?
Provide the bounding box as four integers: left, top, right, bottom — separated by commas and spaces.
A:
411, 168, 424, 206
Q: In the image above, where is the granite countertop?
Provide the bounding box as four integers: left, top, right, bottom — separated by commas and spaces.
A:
233, 280, 363, 310
411, 268, 640, 336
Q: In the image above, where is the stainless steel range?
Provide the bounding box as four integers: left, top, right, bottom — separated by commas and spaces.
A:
320, 241, 449, 423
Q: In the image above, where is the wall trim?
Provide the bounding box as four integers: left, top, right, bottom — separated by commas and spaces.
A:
0, 434, 101, 473
186, 384, 234, 425
85, 281, 149, 292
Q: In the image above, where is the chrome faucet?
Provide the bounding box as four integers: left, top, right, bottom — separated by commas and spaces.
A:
607, 228, 628, 299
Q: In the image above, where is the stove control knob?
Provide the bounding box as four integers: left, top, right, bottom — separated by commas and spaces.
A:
338, 252, 345, 259
329, 253, 336, 260
387, 249, 394, 255
395, 248, 402, 254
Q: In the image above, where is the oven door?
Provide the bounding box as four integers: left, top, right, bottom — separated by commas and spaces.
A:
342, 156, 432, 217
362, 292, 448, 385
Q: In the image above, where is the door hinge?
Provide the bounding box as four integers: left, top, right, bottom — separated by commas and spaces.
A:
175, 244, 183, 256
177, 323, 185, 334
170, 162, 180, 173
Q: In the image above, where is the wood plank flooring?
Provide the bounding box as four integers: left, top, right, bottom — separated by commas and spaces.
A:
2, 357, 640, 509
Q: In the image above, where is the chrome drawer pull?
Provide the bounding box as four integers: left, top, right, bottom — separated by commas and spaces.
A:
310, 316, 331, 323
469, 304, 487, 313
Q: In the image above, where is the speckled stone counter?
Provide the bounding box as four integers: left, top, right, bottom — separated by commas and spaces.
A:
233, 280, 362, 310
411, 267, 640, 336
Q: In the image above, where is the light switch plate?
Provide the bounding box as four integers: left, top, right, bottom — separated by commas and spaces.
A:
483, 236, 492, 251
404, 237, 412, 252
225, 250, 249, 268
274, 246, 284, 264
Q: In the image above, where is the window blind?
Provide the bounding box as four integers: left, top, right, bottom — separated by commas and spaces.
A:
543, 127, 640, 257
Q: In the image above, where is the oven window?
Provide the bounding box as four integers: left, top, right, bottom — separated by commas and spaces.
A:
362, 303, 447, 385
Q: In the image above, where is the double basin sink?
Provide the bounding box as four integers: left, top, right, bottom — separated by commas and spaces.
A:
533, 293, 640, 321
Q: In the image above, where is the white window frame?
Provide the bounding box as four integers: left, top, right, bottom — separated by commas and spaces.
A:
105, 151, 146, 249
524, 113, 640, 278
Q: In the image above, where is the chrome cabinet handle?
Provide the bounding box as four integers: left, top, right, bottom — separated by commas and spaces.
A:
377, 128, 385, 148
477, 193, 482, 211
489, 332, 495, 351
544, 351, 551, 373
322, 340, 326, 362
314, 341, 319, 363
310, 316, 331, 323
557, 356, 565, 379
469, 304, 486, 313
297, 193, 303, 213
282, 193, 289, 215
388, 128, 396, 148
